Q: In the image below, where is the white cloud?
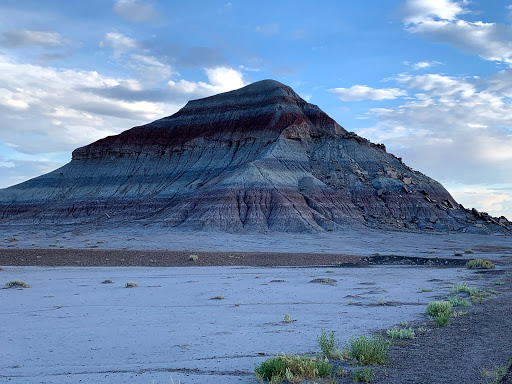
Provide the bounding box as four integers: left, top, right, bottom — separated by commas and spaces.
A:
1, 29, 64, 48
168, 67, 246, 99
401, 0, 468, 24
402, 0, 512, 65
330, 85, 407, 101
0, 55, 180, 154
411, 60, 441, 70
102, 32, 172, 84
113, 0, 159, 23
350, 72, 512, 217
102, 32, 138, 54
444, 182, 512, 218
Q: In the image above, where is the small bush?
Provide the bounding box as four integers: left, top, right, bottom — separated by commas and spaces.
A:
188, 254, 198, 262
466, 259, 495, 269
464, 249, 475, 254
426, 301, 451, 317
352, 366, 374, 383
101, 279, 113, 284
426, 301, 451, 326
283, 314, 295, 323
254, 354, 331, 383
5, 280, 30, 288
386, 326, 415, 339
125, 282, 138, 288
417, 288, 433, 293
317, 329, 340, 358
434, 312, 451, 326
347, 335, 390, 365
447, 296, 470, 307
0, 266, 4, 271
451, 284, 480, 296
210, 295, 225, 300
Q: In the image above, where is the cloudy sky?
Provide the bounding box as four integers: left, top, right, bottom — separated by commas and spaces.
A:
0, 0, 511, 218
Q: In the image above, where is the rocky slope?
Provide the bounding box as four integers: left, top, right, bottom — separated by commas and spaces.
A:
0, 80, 508, 232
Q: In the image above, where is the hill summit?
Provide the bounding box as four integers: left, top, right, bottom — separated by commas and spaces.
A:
0, 80, 508, 232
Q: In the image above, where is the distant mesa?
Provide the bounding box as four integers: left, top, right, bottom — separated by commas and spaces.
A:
0, 79, 509, 233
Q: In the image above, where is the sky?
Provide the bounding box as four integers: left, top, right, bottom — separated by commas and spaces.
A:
0, 0, 511, 218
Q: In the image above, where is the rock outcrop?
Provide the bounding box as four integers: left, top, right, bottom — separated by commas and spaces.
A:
0, 80, 508, 232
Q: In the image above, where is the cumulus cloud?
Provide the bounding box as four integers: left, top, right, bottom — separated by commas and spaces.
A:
0, 55, 180, 154
101, 32, 172, 84
101, 32, 138, 55
330, 85, 407, 101
0, 54, 247, 157
401, 0, 468, 24
168, 67, 246, 100
350, 71, 512, 217
113, 0, 159, 22
401, 0, 512, 65
1, 29, 64, 48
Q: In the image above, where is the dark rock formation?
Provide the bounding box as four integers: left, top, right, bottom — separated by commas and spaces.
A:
0, 80, 508, 232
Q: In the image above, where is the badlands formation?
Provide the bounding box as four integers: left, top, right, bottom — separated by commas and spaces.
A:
0, 80, 508, 233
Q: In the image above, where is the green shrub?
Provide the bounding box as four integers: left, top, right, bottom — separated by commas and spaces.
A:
466, 259, 495, 269
426, 301, 451, 317
317, 329, 340, 358
5, 280, 30, 288
426, 301, 451, 326
447, 296, 470, 307
451, 284, 480, 296
352, 366, 374, 383
386, 326, 415, 339
254, 354, 331, 383
464, 249, 475, 254
188, 254, 199, 261
347, 335, 390, 365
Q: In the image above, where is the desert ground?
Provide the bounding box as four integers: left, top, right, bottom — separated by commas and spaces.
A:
1, 227, 511, 384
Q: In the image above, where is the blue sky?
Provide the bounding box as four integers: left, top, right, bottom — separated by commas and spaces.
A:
0, 0, 511, 218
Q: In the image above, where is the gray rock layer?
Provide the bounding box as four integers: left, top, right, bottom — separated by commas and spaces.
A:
0, 80, 509, 233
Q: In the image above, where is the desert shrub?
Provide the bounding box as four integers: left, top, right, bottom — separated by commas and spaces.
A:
210, 295, 225, 300
451, 284, 480, 296
5, 280, 30, 288
347, 335, 390, 365
317, 329, 341, 358
466, 259, 495, 269
283, 314, 295, 323
426, 301, 451, 326
101, 279, 113, 284
254, 354, 331, 383
386, 326, 415, 339
447, 296, 470, 307
464, 249, 475, 254
352, 366, 374, 383
188, 254, 198, 261
125, 282, 138, 288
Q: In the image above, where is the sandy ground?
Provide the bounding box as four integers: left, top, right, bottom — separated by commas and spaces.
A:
1, 264, 498, 384
1, 226, 511, 383
1, 225, 511, 261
